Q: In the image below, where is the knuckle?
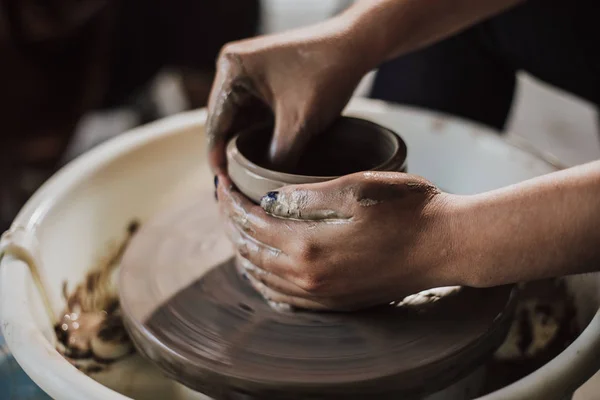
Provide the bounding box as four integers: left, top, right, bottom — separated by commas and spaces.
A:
254, 271, 268, 285
230, 210, 254, 235
297, 275, 326, 294
257, 249, 270, 269
353, 179, 377, 197
236, 242, 250, 259
297, 241, 322, 263
216, 45, 246, 77
218, 43, 241, 60
240, 223, 255, 236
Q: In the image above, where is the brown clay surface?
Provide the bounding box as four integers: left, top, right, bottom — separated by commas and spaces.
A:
119, 192, 516, 399
236, 117, 406, 176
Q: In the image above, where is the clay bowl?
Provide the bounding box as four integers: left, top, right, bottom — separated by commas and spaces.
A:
226, 116, 407, 203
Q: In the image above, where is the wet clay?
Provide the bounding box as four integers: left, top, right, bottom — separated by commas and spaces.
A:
119, 193, 516, 399
481, 278, 580, 394
55, 221, 139, 374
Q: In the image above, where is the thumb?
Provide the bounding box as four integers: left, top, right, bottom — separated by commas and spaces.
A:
259, 179, 354, 221
206, 52, 272, 175
267, 101, 314, 170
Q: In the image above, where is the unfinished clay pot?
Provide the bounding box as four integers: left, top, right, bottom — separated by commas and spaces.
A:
226, 116, 407, 203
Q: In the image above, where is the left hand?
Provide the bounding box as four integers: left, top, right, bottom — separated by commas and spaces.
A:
216, 171, 461, 311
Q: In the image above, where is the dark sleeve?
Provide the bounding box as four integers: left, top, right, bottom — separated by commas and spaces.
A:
0, 1, 118, 229
0, 0, 261, 226
163, 0, 261, 69
101, 0, 262, 109
0, 0, 117, 152
0, 0, 262, 143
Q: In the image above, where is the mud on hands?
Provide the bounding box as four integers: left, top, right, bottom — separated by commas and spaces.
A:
205, 16, 376, 177
215, 171, 458, 311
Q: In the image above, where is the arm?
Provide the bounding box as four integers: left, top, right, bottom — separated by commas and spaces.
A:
452, 160, 600, 287
216, 162, 600, 311
340, 0, 525, 65
206, 0, 526, 173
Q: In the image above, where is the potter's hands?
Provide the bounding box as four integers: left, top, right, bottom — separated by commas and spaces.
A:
206, 18, 376, 175
205, 0, 526, 174
216, 172, 460, 311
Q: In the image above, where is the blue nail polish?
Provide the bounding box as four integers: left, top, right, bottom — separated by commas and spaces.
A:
260, 191, 278, 210
214, 175, 219, 189
265, 191, 278, 201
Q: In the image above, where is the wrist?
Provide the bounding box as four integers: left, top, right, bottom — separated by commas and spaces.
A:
432, 193, 481, 289
446, 188, 549, 289
332, 3, 398, 70
338, 0, 526, 64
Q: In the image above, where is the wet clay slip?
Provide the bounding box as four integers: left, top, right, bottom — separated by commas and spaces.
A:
119, 190, 517, 399
226, 116, 407, 202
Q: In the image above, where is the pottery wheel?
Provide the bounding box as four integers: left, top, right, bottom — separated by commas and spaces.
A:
119, 192, 516, 399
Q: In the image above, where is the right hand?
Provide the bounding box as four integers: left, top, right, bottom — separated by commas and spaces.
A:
216, 171, 459, 311
206, 17, 376, 175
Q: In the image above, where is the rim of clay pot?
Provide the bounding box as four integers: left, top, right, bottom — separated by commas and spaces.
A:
226, 116, 407, 184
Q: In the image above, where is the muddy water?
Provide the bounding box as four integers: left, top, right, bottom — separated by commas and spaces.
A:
54, 221, 140, 374
481, 278, 580, 394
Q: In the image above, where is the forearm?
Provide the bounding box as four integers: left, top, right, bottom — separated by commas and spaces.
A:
339, 0, 524, 66
452, 160, 600, 287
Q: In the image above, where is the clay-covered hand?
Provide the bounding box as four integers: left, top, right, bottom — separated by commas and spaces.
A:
216, 171, 462, 311
206, 18, 376, 175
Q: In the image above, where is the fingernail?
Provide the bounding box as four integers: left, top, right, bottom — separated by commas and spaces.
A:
214, 175, 219, 189
260, 191, 279, 210
265, 191, 278, 201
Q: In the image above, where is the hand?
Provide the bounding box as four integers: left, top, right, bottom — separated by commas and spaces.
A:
216, 171, 461, 311
206, 17, 377, 175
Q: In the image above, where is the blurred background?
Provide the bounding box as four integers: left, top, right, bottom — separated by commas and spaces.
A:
1, 0, 598, 232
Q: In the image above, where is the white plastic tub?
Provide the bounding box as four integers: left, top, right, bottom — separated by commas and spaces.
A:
1, 98, 599, 399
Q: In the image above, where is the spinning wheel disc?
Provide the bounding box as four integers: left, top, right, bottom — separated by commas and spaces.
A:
120, 193, 516, 399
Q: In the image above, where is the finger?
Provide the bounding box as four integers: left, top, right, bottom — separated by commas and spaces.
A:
268, 100, 315, 169
206, 54, 270, 175
221, 219, 297, 280
259, 178, 356, 221
244, 267, 382, 312
217, 177, 302, 250
245, 273, 331, 311
206, 59, 241, 175
237, 257, 312, 299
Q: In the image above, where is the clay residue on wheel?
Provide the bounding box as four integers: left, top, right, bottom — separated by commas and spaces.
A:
481, 278, 580, 393
139, 257, 514, 399
391, 286, 462, 311
55, 220, 140, 374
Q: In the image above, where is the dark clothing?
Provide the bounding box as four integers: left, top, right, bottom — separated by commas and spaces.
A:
0, 0, 260, 229
371, 0, 600, 131
1, 0, 260, 149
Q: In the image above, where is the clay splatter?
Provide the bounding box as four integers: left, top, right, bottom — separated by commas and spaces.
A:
55, 220, 140, 374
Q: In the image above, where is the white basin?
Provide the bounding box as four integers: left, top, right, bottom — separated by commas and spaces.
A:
1, 98, 599, 399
